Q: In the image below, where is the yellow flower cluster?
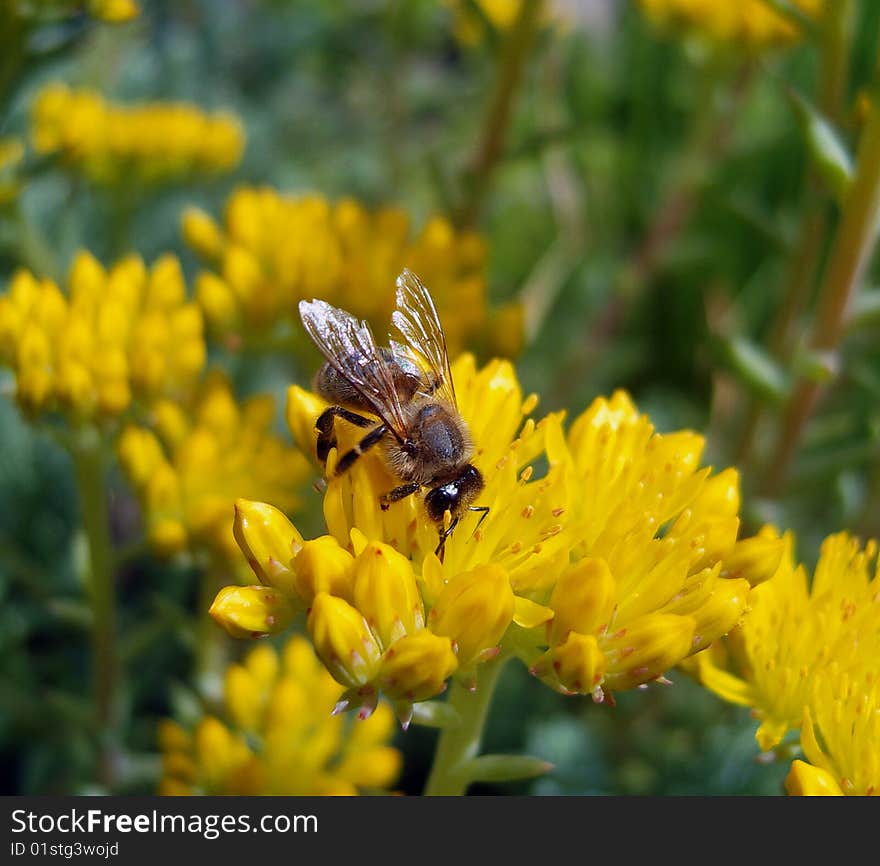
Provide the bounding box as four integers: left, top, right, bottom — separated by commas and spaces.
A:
691, 531, 880, 795
31, 83, 244, 186
210, 353, 759, 723
638, 0, 821, 51
183, 187, 518, 356
0, 251, 205, 421
118, 372, 309, 559
158, 636, 402, 795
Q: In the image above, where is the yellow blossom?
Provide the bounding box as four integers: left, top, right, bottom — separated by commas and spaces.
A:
638, 0, 822, 52
183, 186, 516, 354
31, 83, 244, 186
117, 372, 308, 558
692, 531, 880, 752
787, 664, 880, 796
89, 0, 140, 22
0, 251, 205, 421
213, 345, 749, 718
159, 636, 401, 795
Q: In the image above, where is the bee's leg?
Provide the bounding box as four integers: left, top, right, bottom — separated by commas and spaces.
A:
315, 406, 375, 464
434, 517, 460, 563
335, 424, 388, 475
379, 482, 421, 511
468, 505, 490, 535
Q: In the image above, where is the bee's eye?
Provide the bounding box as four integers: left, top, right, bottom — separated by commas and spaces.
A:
425, 484, 457, 522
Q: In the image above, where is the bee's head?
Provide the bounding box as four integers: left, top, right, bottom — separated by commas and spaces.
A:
424, 464, 484, 523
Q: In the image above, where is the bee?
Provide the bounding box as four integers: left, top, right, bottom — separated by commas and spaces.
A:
298, 269, 488, 561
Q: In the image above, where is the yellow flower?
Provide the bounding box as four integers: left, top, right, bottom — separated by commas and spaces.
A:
117, 371, 308, 558
638, 0, 822, 52
183, 186, 515, 355
692, 531, 880, 752
31, 83, 244, 186
89, 0, 140, 22
212, 351, 748, 718
0, 251, 205, 421
158, 636, 402, 795
786, 663, 880, 796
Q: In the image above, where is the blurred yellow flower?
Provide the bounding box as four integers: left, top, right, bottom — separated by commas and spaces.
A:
210, 353, 749, 720
0, 250, 205, 421
182, 187, 517, 356
89, 0, 140, 22
692, 531, 880, 752
118, 371, 308, 558
639, 0, 822, 51
31, 83, 244, 186
158, 636, 402, 795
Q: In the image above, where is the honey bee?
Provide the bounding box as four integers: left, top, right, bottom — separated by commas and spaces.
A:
298, 269, 487, 560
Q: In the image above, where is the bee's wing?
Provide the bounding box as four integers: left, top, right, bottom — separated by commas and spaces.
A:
391, 269, 457, 406
299, 298, 411, 441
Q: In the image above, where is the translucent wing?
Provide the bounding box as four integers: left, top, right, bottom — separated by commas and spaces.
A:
391, 269, 457, 406
299, 298, 411, 440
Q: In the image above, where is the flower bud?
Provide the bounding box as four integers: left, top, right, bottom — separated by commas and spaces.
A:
665, 573, 749, 653
233, 499, 302, 598
548, 558, 616, 646
785, 760, 844, 796
293, 536, 355, 603
286, 385, 329, 459
182, 206, 225, 260
721, 526, 791, 586
209, 585, 297, 639
307, 592, 382, 689
378, 631, 458, 702
535, 632, 606, 695
353, 542, 424, 650
429, 564, 514, 667
602, 613, 695, 690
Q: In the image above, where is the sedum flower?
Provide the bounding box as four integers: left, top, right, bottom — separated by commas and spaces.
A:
158, 636, 402, 795
211, 351, 750, 721
0, 250, 205, 422
785, 661, 880, 796
691, 531, 880, 753
117, 371, 308, 558
182, 186, 518, 355
638, 0, 822, 52
31, 83, 244, 187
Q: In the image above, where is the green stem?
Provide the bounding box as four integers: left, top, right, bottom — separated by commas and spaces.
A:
765, 90, 880, 494
196, 562, 229, 710
736, 0, 854, 468
423, 656, 507, 796
453, 0, 543, 228
71, 431, 120, 789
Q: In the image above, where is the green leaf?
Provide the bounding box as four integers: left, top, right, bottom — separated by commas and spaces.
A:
791, 345, 839, 384
848, 289, 880, 329
788, 90, 854, 202
718, 336, 791, 403
459, 753, 554, 784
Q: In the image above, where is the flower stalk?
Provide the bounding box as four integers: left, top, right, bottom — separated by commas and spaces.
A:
765, 84, 880, 493
71, 429, 120, 788
454, 0, 544, 228
423, 655, 507, 795
736, 0, 855, 467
